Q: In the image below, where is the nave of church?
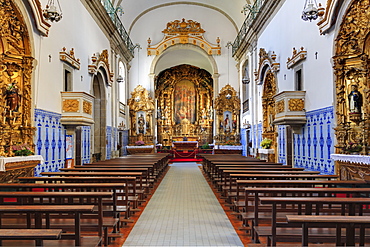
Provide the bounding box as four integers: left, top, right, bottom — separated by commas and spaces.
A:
2, 0, 370, 246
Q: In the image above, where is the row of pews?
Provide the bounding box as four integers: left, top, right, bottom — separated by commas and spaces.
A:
0, 153, 170, 246
200, 154, 370, 246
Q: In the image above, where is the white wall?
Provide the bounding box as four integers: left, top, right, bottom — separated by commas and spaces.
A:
256, 0, 335, 112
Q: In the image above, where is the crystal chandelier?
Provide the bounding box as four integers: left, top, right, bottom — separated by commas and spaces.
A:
301, 0, 318, 22
43, 0, 62, 22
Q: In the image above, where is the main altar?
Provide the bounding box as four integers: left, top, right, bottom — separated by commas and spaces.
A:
155, 64, 214, 147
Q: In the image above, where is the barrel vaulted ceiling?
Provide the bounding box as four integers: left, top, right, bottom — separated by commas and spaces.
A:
113, 0, 252, 34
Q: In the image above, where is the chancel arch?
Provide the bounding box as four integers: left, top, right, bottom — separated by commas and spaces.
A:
155, 64, 214, 146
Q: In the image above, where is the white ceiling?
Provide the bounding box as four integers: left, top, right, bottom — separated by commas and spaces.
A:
118, 0, 250, 33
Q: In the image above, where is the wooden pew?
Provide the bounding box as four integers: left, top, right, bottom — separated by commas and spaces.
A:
0, 229, 62, 246
0, 205, 95, 246
286, 215, 370, 246
259, 197, 370, 246
0, 192, 113, 246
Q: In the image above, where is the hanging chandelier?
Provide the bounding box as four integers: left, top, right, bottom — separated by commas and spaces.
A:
43, 0, 62, 22
301, 0, 319, 22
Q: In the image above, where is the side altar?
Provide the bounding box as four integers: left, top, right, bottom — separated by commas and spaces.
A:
0, 155, 44, 183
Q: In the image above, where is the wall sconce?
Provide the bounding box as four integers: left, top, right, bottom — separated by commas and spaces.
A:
43, 0, 62, 22
301, 0, 318, 22
117, 75, 124, 83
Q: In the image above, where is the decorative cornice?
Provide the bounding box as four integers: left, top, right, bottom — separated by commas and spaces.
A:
147, 18, 221, 56
88, 50, 114, 85
287, 47, 307, 69
60, 47, 80, 70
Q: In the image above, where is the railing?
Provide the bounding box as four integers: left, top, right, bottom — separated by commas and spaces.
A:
100, 0, 135, 55
232, 0, 266, 56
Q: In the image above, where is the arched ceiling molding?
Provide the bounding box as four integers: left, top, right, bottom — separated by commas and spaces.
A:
317, 0, 346, 35
128, 1, 238, 34
149, 43, 218, 76
25, 0, 51, 36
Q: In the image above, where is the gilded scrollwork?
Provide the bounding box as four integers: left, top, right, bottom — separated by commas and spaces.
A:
83, 100, 92, 115
0, 0, 35, 157
147, 18, 221, 56
276, 100, 284, 113
288, 99, 305, 111
155, 64, 214, 145
63, 99, 79, 112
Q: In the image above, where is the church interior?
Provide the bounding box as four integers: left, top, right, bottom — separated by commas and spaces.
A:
1, 0, 370, 246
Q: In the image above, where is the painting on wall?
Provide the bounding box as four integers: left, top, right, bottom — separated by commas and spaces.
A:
174, 80, 196, 124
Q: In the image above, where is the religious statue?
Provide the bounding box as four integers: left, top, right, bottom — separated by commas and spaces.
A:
224, 114, 231, 132
4, 82, 21, 112
348, 84, 362, 114
138, 114, 145, 134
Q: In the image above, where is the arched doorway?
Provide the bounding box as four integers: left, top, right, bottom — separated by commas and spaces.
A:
92, 70, 107, 161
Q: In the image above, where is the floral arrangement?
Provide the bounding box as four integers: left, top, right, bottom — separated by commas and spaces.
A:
135, 140, 145, 146
260, 138, 273, 149
225, 140, 234, 145
12, 143, 34, 156
201, 143, 210, 149
343, 142, 362, 153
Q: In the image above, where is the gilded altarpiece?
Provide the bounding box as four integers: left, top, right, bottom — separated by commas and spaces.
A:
155, 65, 214, 146
333, 0, 370, 180
257, 48, 279, 162
214, 84, 240, 145
128, 85, 155, 145
0, 0, 38, 181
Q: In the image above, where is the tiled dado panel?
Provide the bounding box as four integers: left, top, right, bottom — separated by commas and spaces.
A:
81, 126, 91, 164
34, 109, 65, 176
277, 106, 334, 174
106, 126, 118, 159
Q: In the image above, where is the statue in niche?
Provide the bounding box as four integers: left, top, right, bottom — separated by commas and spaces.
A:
4, 82, 21, 112
348, 84, 362, 114
138, 114, 145, 134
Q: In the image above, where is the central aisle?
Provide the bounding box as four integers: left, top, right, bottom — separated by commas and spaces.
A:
123, 162, 243, 247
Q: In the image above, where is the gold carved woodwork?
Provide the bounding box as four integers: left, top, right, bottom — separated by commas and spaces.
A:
288, 98, 305, 111
256, 48, 278, 160
62, 99, 79, 112
276, 100, 285, 113
334, 0, 370, 155
287, 47, 307, 69
83, 100, 92, 115
88, 50, 114, 85
147, 18, 221, 56
214, 84, 240, 144
128, 85, 155, 144
155, 64, 214, 146
0, 0, 36, 157
60, 47, 80, 70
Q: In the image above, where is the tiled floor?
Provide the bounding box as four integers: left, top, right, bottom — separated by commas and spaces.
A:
123, 162, 243, 247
